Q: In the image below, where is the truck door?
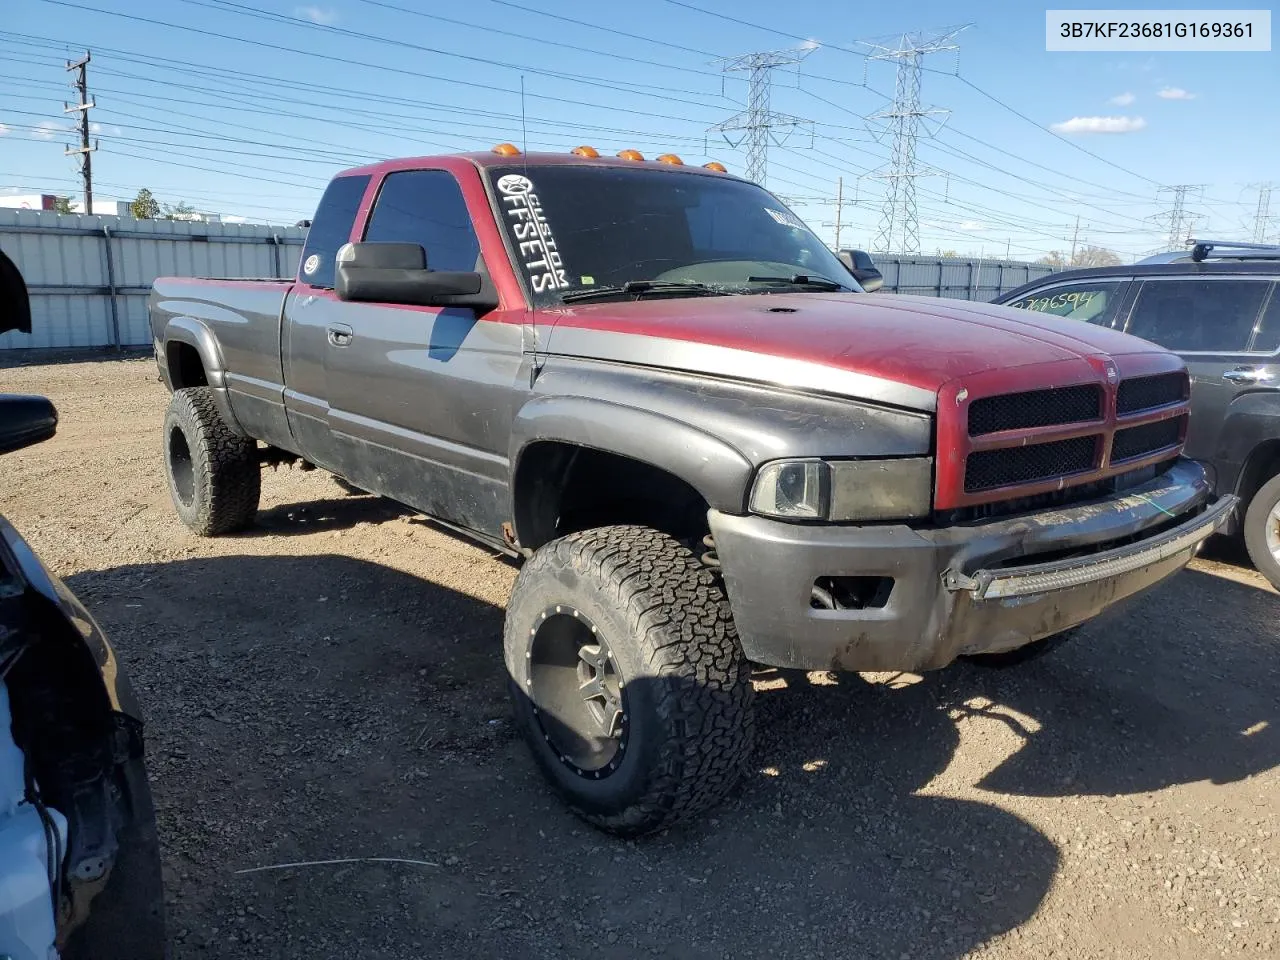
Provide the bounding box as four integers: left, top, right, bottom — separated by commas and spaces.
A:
281, 173, 372, 472
1122, 276, 1274, 467
321, 168, 529, 540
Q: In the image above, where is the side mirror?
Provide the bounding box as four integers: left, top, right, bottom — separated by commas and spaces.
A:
838, 249, 884, 293
0, 395, 57, 454
335, 242, 498, 310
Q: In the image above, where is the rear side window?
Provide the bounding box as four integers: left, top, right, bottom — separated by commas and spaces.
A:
1253, 285, 1280, 353
1006, 280, 1128, 327
363, 170, 480, 272
299, 175, 370, 289
1125, 279, 1271, 352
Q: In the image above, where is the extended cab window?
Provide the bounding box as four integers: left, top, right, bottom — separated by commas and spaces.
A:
1007, 280, 1128, 327
363, 170, 481, 272
1125, 278, 1271, 352
298, 174, 370, 289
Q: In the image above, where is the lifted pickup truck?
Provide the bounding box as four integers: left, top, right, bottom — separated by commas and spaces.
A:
149, 144, 1235, 835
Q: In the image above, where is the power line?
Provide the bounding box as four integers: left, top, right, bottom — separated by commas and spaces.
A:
708, 48, 813, 185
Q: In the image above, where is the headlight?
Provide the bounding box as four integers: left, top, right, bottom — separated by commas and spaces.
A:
749, 458, 933, 521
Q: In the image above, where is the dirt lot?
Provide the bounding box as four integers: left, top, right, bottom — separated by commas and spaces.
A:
1, 353, 1277, 960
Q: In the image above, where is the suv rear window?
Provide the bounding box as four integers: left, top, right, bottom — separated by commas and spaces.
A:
1125, 279, 1271, 352
298, 174, 371, 289
1006, 280, 1128, 327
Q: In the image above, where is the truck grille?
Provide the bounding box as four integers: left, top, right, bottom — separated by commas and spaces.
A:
968, 384, 1101, 436
1116, 372, 1188, 414
1112, 416, 1184, 463
951, 366, 1191, 505
965, 436, 1097, 492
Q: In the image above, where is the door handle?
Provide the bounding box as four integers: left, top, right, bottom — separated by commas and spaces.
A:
327, 324, 353, 347
1222, 367, 1273, 384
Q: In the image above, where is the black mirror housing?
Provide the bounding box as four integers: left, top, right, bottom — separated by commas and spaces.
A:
0, 395, 57, 454
335, 242, 497, 310
838, 249, 884, 293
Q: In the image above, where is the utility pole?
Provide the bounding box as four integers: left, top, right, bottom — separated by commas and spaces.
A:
63, 51, 97, 214
1069, 215, 1081, 265
708, 47, 813, 187
1153, 184, 1204, 251
858, 26, 968, 255
820, 176, 859, 250
1249, 183, 1276, 243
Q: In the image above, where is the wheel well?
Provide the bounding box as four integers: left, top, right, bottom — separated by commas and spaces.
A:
166, 341, 208, 389
1236, 439, 1280, 509
513, 442, 711, 552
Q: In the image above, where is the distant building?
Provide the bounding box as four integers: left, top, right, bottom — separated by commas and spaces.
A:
0, 193, 61, 211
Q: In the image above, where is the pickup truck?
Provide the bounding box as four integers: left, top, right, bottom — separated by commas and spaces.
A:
149, 144, 1236, 835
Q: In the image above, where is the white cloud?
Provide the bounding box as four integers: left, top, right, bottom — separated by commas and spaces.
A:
0, 123, 9, 136
33, 120, 67, 140
957, 220, 989, 232
1157, 86, 1195, 100
1109, 92, 1136, 106
799, 38, 821, 51
1050, 115, 1147, 135
294, 4, 337, 24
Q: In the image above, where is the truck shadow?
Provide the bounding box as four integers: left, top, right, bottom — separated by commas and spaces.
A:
64, 554, 1276, 959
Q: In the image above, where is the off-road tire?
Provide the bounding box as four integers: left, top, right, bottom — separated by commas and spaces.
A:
162, 387, 259, 536
963, 627, 1079, 668
504, 525, 755, 836
1242, 473, 1280, 590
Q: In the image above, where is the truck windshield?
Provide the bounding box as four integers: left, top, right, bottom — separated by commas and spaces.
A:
485, 164, 859, 305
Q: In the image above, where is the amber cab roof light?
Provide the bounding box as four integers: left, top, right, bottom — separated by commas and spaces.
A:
616, 149, 645, 161
491, 142, 521, 157
571, 145, 600, 158
656, 153, 684, 166
702, 161, 728, 173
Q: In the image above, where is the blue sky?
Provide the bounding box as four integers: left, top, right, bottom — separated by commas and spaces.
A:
1, 0, 1276, 260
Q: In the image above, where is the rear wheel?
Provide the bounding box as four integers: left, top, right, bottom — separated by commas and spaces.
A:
504, 525, 754, 836
963, 627, 1079, 668
1242, 473, 1280, 590
162, 387, 260, 536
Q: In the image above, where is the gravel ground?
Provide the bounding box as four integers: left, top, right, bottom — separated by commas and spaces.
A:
1, 352, 1277, 960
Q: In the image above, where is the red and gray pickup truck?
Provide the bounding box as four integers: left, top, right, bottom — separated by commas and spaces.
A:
148, 144, 1236, 835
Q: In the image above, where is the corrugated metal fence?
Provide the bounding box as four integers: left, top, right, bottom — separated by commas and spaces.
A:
0, 209, 306, 349
1, 211, 1057, 349
875, 256, 1056, 301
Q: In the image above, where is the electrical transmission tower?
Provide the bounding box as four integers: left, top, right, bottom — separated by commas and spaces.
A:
859, 27, 967, 255
1249, 183, 1276, 243
1154, 184, 1204, 250
708, 47, 813, 186
63, 51, 97, 213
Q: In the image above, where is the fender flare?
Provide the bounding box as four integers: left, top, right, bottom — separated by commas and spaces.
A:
161, 317, 246, 436
508, 395, 755, 537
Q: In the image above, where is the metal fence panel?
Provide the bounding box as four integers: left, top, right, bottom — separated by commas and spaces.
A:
873, 255, 1056, 301
0, 210, 306, 349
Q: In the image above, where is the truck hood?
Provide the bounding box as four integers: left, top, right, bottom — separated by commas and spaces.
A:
540, 292, 1169, 411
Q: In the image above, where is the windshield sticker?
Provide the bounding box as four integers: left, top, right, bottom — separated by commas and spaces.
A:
764, 207, 806, 230
497, 174, 568, 293
302, 253, 320, 275
1017, 290, 1099, 314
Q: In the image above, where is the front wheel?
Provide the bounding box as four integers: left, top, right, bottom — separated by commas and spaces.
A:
504, 526, 755, 836
1243, 473, 1280, 590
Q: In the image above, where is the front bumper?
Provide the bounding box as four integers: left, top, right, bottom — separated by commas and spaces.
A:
709, 458, 1236, 672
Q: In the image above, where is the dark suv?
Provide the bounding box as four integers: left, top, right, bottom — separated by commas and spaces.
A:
996, 240, 1280, 589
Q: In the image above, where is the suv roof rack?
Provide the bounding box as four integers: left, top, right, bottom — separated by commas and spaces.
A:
1140, 239, 1280, 265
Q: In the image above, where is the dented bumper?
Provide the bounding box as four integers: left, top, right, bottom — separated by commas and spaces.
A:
709, 458, 1235, 672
